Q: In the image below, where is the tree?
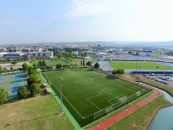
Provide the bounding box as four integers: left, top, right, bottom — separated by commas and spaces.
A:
46, 66, 53, 71
86, 61, 92, 66
18, 86, 30, 98
112, 69, 117, 74
0, 88, 9, 104
22, 63, 29, 71
38, 60, 46, 67
83, 59, 85, 66
0, 65, 3, 73
27, 75, 41, 86
56, 64, 62, 69
42, 60, 46, 66
29, 83, 40, 96
119, 69, 124, 74
33, 63, 38, 70
112, 68, 124, 74
27, 66, 36, 75
11, 61, 17, 65
94, 63, 100, 69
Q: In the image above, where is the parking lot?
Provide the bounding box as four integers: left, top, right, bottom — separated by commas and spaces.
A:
143, 73, 173, 85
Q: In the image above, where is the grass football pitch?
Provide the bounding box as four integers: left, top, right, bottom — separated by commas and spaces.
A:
44, 69, 148, 126
111, 61, 173, 70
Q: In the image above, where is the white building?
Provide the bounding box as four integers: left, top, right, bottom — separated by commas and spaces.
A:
0, 51, 54, 59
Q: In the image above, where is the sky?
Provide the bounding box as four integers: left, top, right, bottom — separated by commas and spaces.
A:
1, 0, 173, 44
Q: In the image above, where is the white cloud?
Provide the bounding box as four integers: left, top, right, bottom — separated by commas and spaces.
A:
0, 19, 16, 25
68, 0, 112, 17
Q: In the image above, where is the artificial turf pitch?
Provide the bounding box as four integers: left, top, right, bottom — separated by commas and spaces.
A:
111, 61, 173, 70
44, 69, 147, 126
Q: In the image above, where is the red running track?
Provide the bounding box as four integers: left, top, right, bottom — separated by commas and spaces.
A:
90, 90, 161, 130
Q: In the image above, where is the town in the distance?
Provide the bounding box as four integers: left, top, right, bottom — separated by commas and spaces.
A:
0, 42, 173, 130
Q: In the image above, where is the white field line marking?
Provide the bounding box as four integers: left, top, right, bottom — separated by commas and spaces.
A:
45, 74, 146, 119
98, 88, 117, 95
87, 93, 102, 100
108, 95, 124, 105
86, 98, 101, 110
120, 85, 135, 93
45, 76, 86, 119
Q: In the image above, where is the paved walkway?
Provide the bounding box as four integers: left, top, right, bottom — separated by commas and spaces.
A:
90, 90, 161, 130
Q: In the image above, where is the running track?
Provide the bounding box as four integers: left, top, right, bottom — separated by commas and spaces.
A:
90, 90, 161, 130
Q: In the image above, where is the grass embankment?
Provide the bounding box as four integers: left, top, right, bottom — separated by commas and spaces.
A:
111, 61, 173, 70
0, 96, 74, 130
107, 96, 170, 130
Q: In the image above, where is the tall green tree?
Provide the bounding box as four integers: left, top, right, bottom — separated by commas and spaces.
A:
0, 65, 3, 73
0, 88, 9, 104
27, 75, 41, 85
22, 63, 29, 71
94, 63, 100, 69
83, 59, 85, 66
33, 63, 38, 70
56, 64, 62, 69
29, 83, 40, 97
86, 61, 92, 66
18, 86, 30, 98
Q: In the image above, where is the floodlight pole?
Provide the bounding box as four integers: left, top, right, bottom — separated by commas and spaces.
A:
60, 85, 63, 113
59, 77, 64, 114
46, 68, 48, 82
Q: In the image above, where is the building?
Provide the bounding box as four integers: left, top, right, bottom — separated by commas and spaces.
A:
138, 51, 155, 57
27, 51, 54, 59
0, 51, 54, 59
3, 53, 22, 59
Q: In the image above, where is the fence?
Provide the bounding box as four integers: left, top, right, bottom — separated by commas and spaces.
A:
42, 72, 151, 126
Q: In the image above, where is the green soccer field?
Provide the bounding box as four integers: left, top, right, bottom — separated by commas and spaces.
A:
111, 61, 173, 70
44, 69, 149, 126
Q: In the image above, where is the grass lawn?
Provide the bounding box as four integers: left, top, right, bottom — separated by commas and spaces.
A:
0, 96, 74, 130
107, 96, 170, 130
30, 59, 70, 67
44, 68, 148, 126
111, 61, 173, 70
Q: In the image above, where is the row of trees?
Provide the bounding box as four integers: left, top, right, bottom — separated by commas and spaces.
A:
112, 68, 124, 74
0, 62, 45, 104
18, 63, 42, 99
